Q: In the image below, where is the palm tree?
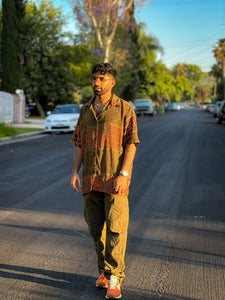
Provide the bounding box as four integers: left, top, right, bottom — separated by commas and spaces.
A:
210, 64, 222, 96
213, 39, 225, 99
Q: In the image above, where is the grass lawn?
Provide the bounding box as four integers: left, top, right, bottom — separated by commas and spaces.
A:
0, 123, 43, 138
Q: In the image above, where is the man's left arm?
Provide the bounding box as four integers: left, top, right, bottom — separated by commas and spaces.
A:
113, 143, 137, 194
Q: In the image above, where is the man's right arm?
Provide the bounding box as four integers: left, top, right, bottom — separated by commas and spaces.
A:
71, 146, 82, 193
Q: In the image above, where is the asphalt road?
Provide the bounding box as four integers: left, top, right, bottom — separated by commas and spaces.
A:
0, 109, 224, 300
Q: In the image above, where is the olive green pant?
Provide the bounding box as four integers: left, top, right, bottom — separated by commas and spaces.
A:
84, 191, 129, 282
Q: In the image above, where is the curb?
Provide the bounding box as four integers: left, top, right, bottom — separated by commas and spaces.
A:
0, 130, 45, 144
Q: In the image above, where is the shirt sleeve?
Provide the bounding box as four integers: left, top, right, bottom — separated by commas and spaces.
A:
70, 109, 83, 148
123, 105, 140, 147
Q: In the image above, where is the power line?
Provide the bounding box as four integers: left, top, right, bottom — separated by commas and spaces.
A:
152, 0, 225, 6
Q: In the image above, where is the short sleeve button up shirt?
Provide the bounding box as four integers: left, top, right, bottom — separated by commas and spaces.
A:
71, 94, 140, 195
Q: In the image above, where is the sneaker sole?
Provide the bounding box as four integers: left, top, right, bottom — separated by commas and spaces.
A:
105, 294, 122, 299
96, 284, 108, 289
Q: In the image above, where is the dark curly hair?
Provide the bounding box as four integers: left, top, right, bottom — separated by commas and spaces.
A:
92, 63, 117, 79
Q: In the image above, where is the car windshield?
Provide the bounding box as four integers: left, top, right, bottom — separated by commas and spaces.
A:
53, 106, 80, 114
135, 101, 149, 107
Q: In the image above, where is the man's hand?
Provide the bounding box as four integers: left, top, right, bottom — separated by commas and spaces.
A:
71, 173, 82, 193
71, 146, 82, 193
113, 143, 136, 194
113, 175, 128, 194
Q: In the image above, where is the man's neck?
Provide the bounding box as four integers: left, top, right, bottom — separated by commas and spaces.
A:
96, 91, 112, 104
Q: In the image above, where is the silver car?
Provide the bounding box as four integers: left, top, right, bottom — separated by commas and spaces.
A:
134, 99, 154, 117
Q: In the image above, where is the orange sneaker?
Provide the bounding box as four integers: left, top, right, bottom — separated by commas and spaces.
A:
105, 275, 122, 299
96, 272, 108, 289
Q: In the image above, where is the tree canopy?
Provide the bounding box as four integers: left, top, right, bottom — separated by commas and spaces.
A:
0, 0, 219, 115
1, 0, 26, 93
72, 0, 150, 62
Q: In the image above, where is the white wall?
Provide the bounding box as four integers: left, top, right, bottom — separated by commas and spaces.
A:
0, 92, 14, 123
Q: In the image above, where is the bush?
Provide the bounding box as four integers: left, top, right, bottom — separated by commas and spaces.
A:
154, 106, 163, 114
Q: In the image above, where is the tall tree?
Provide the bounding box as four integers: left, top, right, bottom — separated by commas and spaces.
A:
1, 0, 26, 92
120, 0, 140, 100
22, 1, 76, 116
213, 39, 225, 99
171, 63, 186, 78
171, 63, 205, 102
210, 64, 222, 98
72, 0, 150, 62
0, 8, 2, 77
182, 64, 203, 83
134, 23, 163, 100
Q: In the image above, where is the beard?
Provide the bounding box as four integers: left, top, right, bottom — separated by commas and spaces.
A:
93, 86, 103, 95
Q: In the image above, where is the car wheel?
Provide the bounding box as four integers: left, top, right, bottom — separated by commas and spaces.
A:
216, 117, 221, 124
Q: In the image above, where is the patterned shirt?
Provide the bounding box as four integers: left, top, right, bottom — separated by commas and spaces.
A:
71, 94, 140, 195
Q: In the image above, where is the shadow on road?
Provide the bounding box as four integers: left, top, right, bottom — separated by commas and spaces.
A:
0, 264, 75, 289
127, 234, 225, 270
0, 264, 106, 299
0, 264, 201, 300
0, 223, 88, 238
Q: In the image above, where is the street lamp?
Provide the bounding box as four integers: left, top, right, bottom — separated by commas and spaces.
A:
15, 89, 24, 123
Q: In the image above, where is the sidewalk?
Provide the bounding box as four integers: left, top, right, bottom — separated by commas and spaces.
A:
0, 118, 45, 145
14, 118, 45, 129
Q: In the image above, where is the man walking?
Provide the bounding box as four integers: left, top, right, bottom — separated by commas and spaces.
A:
71, 63, 139, 299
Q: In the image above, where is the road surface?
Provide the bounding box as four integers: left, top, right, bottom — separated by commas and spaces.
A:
0, 109, 224, 300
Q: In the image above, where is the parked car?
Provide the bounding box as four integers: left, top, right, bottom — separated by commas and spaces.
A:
45, 104, 80, 133
191, 103, 201, 109
134, 99, 154, 117
206, 104, 214, 112
167, 103, 180, 111
212, 101, 222, 118
25, 105, 30, 117
179, 103, 189, 109
216, 100, 225, 124
129, 101, 137, 112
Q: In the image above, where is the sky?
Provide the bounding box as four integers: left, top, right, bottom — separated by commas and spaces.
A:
44, 0, 225, 72
139, 0, 225, 72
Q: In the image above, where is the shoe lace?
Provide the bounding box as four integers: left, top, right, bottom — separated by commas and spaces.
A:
109, 276, 118, 290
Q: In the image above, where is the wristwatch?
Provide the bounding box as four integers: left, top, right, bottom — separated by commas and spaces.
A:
120, 170, 129, 177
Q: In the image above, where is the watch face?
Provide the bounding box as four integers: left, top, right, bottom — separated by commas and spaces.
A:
120, 170, 129, 177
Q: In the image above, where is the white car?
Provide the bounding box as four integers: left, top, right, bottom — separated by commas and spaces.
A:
129, 101, 137, 112
45, 104, 80, 133
134, 99, 154, 117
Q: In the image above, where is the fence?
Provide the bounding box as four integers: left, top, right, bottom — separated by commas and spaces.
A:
0, 91, 25, 123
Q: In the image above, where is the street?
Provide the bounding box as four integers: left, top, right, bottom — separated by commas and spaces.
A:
0, 109, 224, 300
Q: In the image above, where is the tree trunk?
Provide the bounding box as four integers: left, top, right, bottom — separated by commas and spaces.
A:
34, 98, 46, 117
104, 45, 110, 63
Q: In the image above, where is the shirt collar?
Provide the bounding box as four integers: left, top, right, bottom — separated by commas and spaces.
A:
86, 93, 120, 108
